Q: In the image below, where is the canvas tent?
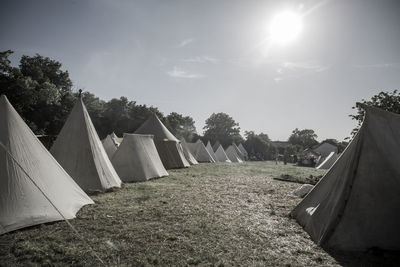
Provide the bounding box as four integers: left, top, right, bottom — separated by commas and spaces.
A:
111, 134, 168, 182
102, 134, 118, 159
313, 142, 338, 158
225, 145, 243, 163
180, 138, 198, 165
187, 140, 215, 163
291, 104, 400, 251
212, 140, 221, 152
0, 95, 93, 235
238, 143, 249, 160
51, 97, 122, 192
134, 114, 190, 169
214, 145, 231, 163
232, 143, 245, 161
316, 152, 339, 170
206, 141, 218, 162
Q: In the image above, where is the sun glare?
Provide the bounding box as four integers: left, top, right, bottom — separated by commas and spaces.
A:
269, 11, 303, 45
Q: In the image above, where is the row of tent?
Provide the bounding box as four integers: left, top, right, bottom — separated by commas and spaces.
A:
0, 95, 248, 235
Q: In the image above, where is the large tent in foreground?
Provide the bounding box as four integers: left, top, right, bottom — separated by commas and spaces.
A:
316, 152, 339, 170
0, 95, 93, 235
187, 140, 215, 163
214, 145, 231, 163
180, 138, 198, 165
206, 141, 218, 162
102, 134, 118, 159
291, 104, 400, 251
134, 114, 190, 169
51, 97, 122, 192
225, 145, 243, 163
111, 134, 168, 182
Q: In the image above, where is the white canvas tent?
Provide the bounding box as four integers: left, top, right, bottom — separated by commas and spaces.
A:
0, 95, 93, 235
291, 104, 400, 251
212, 140, 221, 152
111, 134, 168, 182
102, 134, 118, 159
187, 140, 215, 163
316, 152, 339, 170
238, 143, 249, 160
180, 138, 198, 165
206, 141, 218, 162
225, 145, 243, 163
134, 114, 190, 169
214, 145, 231, 163
51, 97, 122, 192
232, 143, 245, 161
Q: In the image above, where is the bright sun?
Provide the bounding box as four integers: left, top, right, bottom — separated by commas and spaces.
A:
269, 11, 303, 45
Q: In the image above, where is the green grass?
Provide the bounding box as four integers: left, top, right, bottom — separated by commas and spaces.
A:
0, 162, 397, 266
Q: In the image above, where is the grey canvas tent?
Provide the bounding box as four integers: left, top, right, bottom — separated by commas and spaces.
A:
212, 140, 221, 152
111, 134, 168, 182
238, 143, 249, 160
0, 95, 93, 235
187, 140, 215, 163
206, 141, 218, 162
102, 134, 118, 159
134, 114, 190, 169
316, 152, 339, 170
225, 145, 243, 163
51, 97, 122, 192
291, 104, 400, 251
180, 138, 199, 165
214, 145, 231, 163
232, 143, 245, 161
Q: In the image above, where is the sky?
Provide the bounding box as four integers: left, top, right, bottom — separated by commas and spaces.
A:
1, 0, 400, 141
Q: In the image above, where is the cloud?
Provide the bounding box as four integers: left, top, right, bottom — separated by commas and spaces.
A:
177, 38, 194, 48
166, 66, 204, 79
353, 63, 400, 69
280, 61, 328, 72
183, 56, 219, 64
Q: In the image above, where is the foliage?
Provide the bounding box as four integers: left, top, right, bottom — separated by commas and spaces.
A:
243, 131, 275, 160
350, 90, 400, 136
288, 128, 318, 149
165, 112, 197, 141
203, 112, 243, 148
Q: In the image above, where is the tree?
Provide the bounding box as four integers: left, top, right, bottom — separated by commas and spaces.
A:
288, 128, 318, 149
243, 131, 275, 160
165, 112, 196, 140
350, 90, 400, 136
203, 112, 242, 148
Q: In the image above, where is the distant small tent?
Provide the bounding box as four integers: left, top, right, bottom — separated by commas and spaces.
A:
187, 140, 215, 163
238, 143, 249, 160
111, 134, 168, 182
206, 141, 218, 162
312, 142, 338, 158
134, 114, 190, 169
0, 95, 93, 235
212, 140, 221, 152
225, 145, 243, 163
232, 143, 245, 161
291, 104, 400, 251
316, 152, 339, 170
214, 145, 231, 163
102, 135, 118, 159
51, 97, 122, 192
180, 138, 199, 165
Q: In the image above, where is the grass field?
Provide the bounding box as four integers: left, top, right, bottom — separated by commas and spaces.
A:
0, 161, 398, 266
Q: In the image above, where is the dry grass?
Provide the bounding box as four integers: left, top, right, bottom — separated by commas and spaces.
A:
0, 162, 398, 266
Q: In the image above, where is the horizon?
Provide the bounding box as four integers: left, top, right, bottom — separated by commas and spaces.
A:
2, 0, 400, 141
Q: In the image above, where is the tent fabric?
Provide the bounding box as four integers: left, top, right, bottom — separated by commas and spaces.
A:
180, 138, 199, 165
316, 152, 339, 170
110, 132, 121, 147
212, 140, 221, 152
102, 135, 118, 159
232, 143, 245, 161
225, 145, 243, 163
0, 95, 93, 235
206, 141, 218, 162
111, 134, 168, 182
313, 142, 338, 158
134, 114, 190, 169
214, 145, 231, 163
51, 98, 122, 192
291, 104, 400, 251
187, 140, 215, 163
238, 143, 249, 160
